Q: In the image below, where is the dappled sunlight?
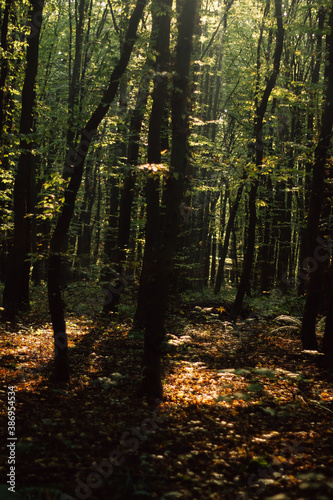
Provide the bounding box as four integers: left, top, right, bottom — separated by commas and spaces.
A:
1, 310, 333, 499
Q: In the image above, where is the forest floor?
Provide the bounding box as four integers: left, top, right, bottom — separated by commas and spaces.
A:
0, 284, 333, 500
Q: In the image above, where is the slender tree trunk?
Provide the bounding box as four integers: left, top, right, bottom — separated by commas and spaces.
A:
231, 0, 284, 319
134, 0, 172, 329
66, 0, 87, 160
0, 0, 14, 282
140, 0, 198, 398
211, 183, 228, 287
47, 0, 147, 382
3, 0, 44, 318
298, 6, 325, 296
323, 272, 333, 369
94, 169, 102, 260
76, 160, 97, 266
301, 7, 333, 350
257, 175, 274, 291
215, 181, 244, 293
0, 0, 12, 139
116, 31, 157, 268
104, 174, 120, 263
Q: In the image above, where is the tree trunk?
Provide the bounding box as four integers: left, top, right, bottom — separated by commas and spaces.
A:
231, 0, 284, 319
76, 160, 97, 267
140, 0, 198, 398
215, 181, 244, 293
134, 0, 172, 330
66, 0, 87, 161
301, 7, 333, 350
47, 0, 147, 382
298, 6, 325, 296
323, 274, 333, 369
3, 0, 44, 318
116, 28, 157, 269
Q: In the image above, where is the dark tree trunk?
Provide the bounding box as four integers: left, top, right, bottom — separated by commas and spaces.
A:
140, 0, 198, 398
3, 0, 44, 318
66, 0, 86, 160
47, 0, 147, 382
323, 274, 333, 369
298, 7, 325, 296
231, 179, 258, 317
104, 76, 128, 268
116, 28, 157, 268
215, 181, 244, 293
257, 175, 274, 291
134, 0, 172, 330
77, 160, 97, 266
230, 222, 239, 284
104, 174, 120, 263
94, 170, 102, 259
301, 8, 333, 350
0, 0, 12, 138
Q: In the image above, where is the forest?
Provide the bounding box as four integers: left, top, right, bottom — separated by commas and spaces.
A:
0, 0, 333, 498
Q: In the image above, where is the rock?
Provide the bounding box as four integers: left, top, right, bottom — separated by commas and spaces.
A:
274, 315, 302, 327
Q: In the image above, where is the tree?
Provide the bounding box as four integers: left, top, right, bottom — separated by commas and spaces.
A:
48, 0, 148, 382
139, 0, 199, 398
134, 0, 172, 329
231, 0, 284, 319
3, 0, 45, 318
301, 6, 333, 351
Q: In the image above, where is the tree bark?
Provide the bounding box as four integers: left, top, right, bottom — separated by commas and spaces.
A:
215, 181, 244, 293
231, 0, 284, 319
323, 274, 333, 369
298, 6, 325, 296
47, 0, 147, 382
3, 0, 44, 318
134, 0, 172, 330
301, 7, 333, 350
140, 0, 198, 398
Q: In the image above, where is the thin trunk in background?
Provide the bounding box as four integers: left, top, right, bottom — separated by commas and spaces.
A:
231, 0, 284, 319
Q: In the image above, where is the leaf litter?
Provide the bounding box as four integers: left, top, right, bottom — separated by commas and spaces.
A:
0, 305, 333, 499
